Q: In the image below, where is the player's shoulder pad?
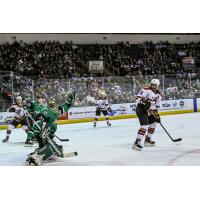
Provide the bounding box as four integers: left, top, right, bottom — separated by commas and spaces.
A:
143, 87, 151, 90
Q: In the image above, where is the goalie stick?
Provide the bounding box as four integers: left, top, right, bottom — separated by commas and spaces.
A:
54, 135, 69, 142
159, 122, 182, 142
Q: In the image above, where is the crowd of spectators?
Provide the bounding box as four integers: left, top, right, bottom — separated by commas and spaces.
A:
1, 40, 200, 111
1, 40, 200, 79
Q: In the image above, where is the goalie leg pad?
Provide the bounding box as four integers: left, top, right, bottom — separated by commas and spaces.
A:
27, 121, 43, 141
46, 138, 64, 158
26, 151, 43, 166
26, 141, 63, 165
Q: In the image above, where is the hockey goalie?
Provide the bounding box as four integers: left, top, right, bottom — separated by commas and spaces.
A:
25, 90, 77, 166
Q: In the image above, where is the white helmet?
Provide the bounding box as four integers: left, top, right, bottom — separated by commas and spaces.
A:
151, 79, 160, 86
16, 96, 22, 102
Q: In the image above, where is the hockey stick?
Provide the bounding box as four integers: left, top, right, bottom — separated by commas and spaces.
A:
24, 110, 69, 142
63, 151, 78, 158
54, 135, 69, 142
159, 122, 182, 142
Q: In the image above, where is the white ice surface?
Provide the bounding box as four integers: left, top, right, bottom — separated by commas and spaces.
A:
0, 113, 200, 166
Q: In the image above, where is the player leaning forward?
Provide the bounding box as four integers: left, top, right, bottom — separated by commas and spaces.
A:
133, 79, 162, 151
2, 96, 29, 143
25, 90, 75, 166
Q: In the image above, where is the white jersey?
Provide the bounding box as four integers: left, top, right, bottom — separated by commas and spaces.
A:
136, 87, 162, 110
8, 104, 26, 121
95, 98, 109, 110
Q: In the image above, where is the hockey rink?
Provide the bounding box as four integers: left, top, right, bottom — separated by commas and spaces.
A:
0, 112, 199, 166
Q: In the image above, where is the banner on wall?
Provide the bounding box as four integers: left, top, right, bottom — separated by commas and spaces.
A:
159, 99, 192, 112
0, 99, 196, 124
68, 99, 194, 120
0, 112, 16, 125
197, 98, 200, 110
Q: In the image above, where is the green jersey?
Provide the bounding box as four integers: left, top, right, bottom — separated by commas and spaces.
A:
26, 101, 46, 119
38, 102, 71, 128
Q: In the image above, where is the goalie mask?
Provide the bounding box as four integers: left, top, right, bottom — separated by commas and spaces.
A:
48, 97, 56, 108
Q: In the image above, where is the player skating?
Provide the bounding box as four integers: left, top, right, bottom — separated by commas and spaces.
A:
2, 96, 31, 143
25, 95, 46, 121
93, 91, 112, 128
25, 90, 76, 166
132, 79, 162, 151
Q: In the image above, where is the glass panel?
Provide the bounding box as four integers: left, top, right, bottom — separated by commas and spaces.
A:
190, 73, 200, 98
33, 78, 70, 105
1, 72, 200, 113
13, 73, 34, 101
164, 74, 191, 100
0, 72, 13, 111
70, 77, 103, 106
103, 76, 135, 104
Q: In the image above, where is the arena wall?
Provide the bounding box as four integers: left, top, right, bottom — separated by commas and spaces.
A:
0, 33, 200, 44
0, 98, 199, 130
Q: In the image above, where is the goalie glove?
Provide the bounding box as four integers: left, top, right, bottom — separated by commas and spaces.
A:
65, 89, 75, 104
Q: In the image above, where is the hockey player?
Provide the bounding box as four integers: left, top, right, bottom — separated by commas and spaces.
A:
132, 79, 162, 151
93, 91, 112, 128
25, 95, 46, 121
25, 90, 75, 166
2, 96, 31, 143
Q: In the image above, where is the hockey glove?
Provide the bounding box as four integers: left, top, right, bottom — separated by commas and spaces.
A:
107, 106, 112, 112
149, 109, 161, 123
8, 107, 16, 112
143, 100, 151, 110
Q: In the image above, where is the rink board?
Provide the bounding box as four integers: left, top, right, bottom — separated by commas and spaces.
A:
0, 98, 199, 130
68, 99, 194, 120
197, 98, 200, 112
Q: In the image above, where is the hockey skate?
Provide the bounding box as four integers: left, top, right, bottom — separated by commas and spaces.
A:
107, 121, 111, 127
2, 136, 9, 143
144, 137, 155, 146
24, 139, 34, 147
132, 139, 143, 151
